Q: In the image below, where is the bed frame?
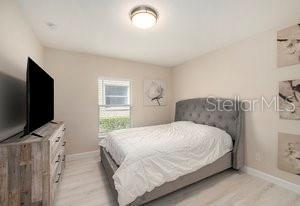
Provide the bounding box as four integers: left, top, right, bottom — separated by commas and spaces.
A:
100, 98, 244, 205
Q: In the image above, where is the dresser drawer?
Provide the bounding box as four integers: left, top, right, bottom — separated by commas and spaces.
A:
50, 147, 65, 177
49, 125, 65, 149
52, 154, 65, 184
50, 149, 66, 204
50, 128, 66, 161
50, 135, 66, 163
51, 162, 62, 203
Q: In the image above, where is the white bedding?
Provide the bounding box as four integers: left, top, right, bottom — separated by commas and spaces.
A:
100, 121, 233, 206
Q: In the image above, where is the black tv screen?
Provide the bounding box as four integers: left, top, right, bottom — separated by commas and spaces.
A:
25, 58, 54, 135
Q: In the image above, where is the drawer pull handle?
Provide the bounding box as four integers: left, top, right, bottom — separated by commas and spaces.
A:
62, 142, 66, 146
55, 173, 61, 183
55, 137, 61, 142
55, 155, 61, 163
62, 155, 66, 162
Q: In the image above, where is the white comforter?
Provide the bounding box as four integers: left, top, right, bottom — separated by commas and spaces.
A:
100, 121, 233, 206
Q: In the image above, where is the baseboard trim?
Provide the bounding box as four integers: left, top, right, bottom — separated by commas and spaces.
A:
242, 166, 300, 194
66, 150, 99, 161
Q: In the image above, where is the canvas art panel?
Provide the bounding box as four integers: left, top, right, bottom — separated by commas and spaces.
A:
144, 80, 166, 106
278, 133, 300, 175
279, 79, 300, 120
277, 23, 300, 68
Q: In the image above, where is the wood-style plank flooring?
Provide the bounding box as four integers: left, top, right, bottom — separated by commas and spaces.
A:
55, 152, 300, 206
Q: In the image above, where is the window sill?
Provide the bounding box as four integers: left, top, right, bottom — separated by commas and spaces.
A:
98, 133, 107, 140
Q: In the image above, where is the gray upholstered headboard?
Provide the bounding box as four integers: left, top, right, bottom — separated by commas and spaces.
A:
175, 98, 244, 169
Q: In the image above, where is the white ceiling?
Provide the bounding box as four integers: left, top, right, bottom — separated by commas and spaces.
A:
18, 0, 300, 67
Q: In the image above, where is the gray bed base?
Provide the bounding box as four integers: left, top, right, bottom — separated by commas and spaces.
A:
100, 98, 244, 205
100, 147, 232, 206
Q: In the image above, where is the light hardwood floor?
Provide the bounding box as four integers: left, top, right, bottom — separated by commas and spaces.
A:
55, 152, 300, 206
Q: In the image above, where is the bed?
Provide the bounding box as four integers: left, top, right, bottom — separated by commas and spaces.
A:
100, 98, 244, 206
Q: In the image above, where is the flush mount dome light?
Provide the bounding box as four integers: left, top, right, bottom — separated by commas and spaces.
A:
130, 6, 158, 29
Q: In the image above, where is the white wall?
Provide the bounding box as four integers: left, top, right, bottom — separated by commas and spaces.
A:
172, 27, 300, 184
44, 48, 173, 154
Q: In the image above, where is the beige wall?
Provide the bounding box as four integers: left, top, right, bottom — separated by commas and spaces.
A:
0, 0, 43, 79
172, 28, 300, 184
44, 48, 173, 154
0, 0, 43, 139
7, 0, 297, 185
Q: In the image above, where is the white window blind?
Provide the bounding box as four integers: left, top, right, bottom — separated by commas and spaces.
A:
98, 79, 131, 134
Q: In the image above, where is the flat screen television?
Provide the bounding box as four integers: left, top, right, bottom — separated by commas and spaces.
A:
24, 58, 54, 135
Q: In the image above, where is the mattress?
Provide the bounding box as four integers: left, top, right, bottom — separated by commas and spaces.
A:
100, 121, 233, 206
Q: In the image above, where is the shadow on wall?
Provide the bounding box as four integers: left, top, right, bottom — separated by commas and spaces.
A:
0, 71, 26, 142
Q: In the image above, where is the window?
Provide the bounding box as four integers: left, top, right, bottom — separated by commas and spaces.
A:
105, 85, 129, 105
98, 79, 131, 134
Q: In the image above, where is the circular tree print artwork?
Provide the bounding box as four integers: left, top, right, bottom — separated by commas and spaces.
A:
144, 80, 166, 106
277, 23, 300, 68
279, 79, 300, 120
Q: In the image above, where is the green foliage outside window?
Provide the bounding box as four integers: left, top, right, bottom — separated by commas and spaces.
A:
100, 116, 130, 133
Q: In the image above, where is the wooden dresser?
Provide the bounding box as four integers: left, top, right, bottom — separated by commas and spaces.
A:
0, 121, 66, 206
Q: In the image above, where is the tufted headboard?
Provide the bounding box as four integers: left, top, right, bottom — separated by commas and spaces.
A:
175, 98, 244, 169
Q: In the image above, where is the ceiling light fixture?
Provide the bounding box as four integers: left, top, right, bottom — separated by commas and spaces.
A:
130, 6, 158, 29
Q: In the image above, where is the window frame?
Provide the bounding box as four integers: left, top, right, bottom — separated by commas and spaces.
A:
98, 78, 132, 137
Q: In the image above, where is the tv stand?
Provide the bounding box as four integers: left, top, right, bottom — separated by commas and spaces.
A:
51, 121, 58, 124
0, 121, 66, 206
31, 132, 43, 137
